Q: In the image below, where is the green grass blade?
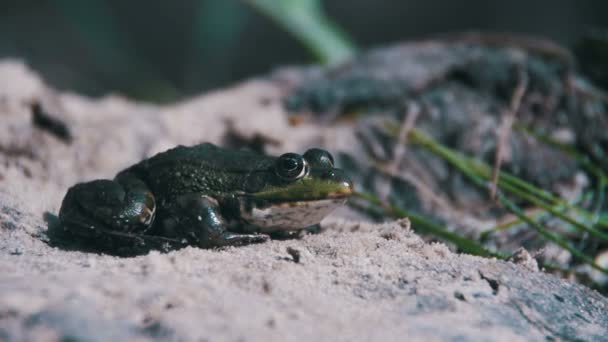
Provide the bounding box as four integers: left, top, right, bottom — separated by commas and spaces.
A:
496, 190, 608, 275
352, 192, 501, 258
244, 0, 357, 64
406, 128, 608, 274
409, 128, 608, 235
387, 122, 607, 228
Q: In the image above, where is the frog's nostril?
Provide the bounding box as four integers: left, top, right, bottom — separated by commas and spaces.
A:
323, 169, 353, 196
322, 170, 337, 179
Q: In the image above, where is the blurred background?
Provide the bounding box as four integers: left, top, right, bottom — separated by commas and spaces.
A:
0, 0, 606, 102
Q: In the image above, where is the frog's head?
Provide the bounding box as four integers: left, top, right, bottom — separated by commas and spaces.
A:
239, 148, 353, 232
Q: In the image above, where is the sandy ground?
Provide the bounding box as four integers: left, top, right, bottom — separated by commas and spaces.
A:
1, 60, 607, 341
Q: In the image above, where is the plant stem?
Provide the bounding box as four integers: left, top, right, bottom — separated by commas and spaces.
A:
514, 123, 608, 225
406, 128, 608, 274
245, 0, 356, 64
353, 192, 501, 258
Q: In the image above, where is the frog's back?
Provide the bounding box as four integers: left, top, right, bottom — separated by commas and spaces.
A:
144, 143, 273, 170
124, 143, 274, 198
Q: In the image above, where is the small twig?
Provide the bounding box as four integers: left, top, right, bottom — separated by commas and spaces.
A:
376, 165, 489, 229
377, 166, 449, 210
389, 102, 421, 172
384, 121, 607, 227
356, 117, 392, 161
490, 68, 528, 199
408, 128, 608, 273
378, 102, 420, 200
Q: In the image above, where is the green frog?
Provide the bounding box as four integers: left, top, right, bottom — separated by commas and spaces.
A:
53, 143, 353, 254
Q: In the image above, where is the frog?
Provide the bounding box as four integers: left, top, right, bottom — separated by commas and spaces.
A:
52, 143, 353, 255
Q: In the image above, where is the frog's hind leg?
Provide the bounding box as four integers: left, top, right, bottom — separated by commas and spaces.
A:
54, 173, 171, 255
164, 194, 269, 248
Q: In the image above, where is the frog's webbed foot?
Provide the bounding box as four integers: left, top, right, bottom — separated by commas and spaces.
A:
54, 173, 162, 255
168, 194, 269, 248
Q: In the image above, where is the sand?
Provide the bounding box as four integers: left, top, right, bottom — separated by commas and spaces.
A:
1, 60, 607, 341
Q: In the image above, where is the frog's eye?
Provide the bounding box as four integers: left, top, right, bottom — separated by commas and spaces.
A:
303, 148, 334, 168
276, 153, 307, 180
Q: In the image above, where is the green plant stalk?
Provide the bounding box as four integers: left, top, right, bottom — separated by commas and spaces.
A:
514, 123, 607, 225
497, 177, 608, 241
480, 192, 589, 240
496, 190, 608, 275
470, 153, 608, 229
399, 208, 503, 258
407, 129, 608, 274
514, 124, 607, 180
473, 161, 559, 205
353, 192, 501, 258
245, 0, 356, 64
596, 178, 607, 219
480, 209, 550, 240
410, 128, 606, 239
408, 128, 608, 232
379, 124, 606, 273
467, 154, 607, 227
386, 122, 607, 227
346, 197, 387, 221
478, 166, 604, 223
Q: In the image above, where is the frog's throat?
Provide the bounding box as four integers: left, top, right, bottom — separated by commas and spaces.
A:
239, 198, 345, 233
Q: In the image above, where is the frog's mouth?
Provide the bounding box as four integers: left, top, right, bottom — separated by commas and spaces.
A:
239, 198, 346, 233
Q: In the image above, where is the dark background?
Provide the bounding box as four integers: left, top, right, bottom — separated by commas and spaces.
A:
1, 0, 606, 102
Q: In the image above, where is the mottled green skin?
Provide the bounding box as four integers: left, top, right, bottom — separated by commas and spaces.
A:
129, 144, 273, 199
54, 143, 352, 255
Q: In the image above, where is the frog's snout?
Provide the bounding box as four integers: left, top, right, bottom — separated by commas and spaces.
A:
321, 169, 353, 198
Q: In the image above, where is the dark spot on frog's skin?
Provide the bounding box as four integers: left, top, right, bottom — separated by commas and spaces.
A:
243, 173, 267, 193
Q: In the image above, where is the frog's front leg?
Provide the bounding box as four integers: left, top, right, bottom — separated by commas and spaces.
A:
56, 172, 162, 252
164, 194, 269, 248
